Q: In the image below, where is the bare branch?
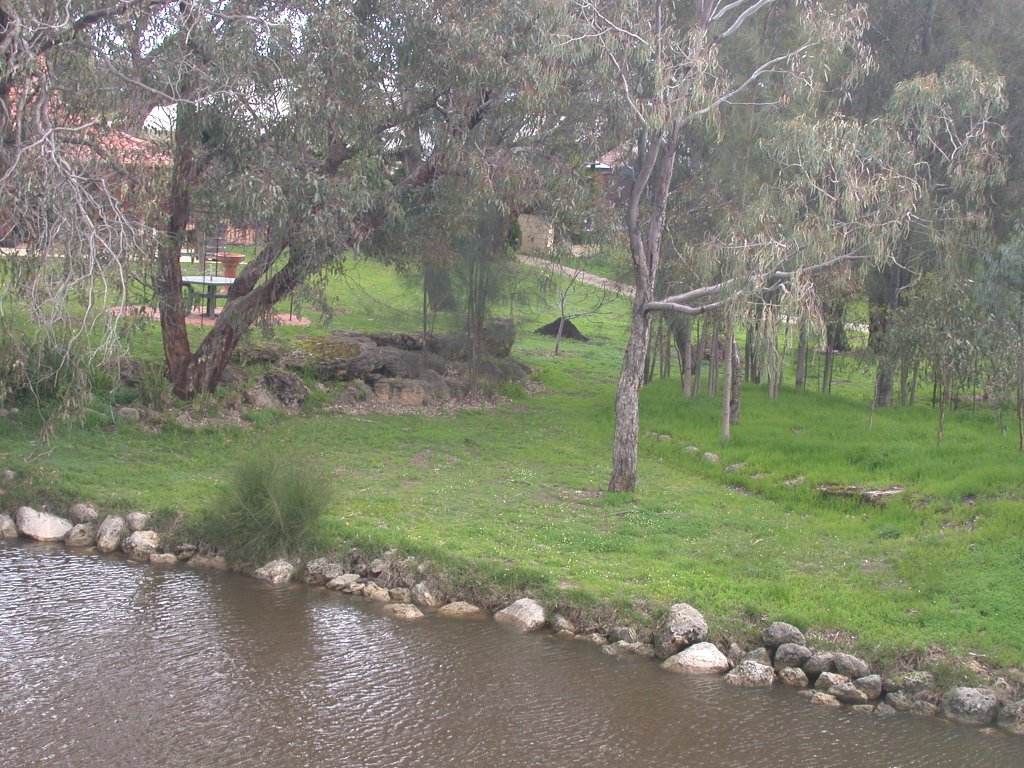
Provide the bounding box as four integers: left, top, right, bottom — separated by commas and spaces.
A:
646, 251, 868, 315
715, 0, 780, 41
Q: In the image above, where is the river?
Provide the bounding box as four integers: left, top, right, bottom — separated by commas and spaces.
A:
1, 542, 1019, 767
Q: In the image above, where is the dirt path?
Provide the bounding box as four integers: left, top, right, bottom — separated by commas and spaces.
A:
516, 255, 635, 298
109, 305, 311, 326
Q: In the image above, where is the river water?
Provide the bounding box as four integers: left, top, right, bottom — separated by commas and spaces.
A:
1, 542, 1020, 767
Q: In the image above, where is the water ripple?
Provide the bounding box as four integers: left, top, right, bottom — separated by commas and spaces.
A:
1, 542, 1019, 767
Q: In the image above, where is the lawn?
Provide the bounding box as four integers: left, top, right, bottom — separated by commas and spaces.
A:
1, 254, 1022, 676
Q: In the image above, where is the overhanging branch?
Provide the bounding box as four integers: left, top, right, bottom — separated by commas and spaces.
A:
644, 249, 867, 315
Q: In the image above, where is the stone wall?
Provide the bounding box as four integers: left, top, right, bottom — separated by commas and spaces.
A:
516, 214, 553, 256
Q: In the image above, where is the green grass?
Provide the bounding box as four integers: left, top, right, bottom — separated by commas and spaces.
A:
1, 255, 1022, 675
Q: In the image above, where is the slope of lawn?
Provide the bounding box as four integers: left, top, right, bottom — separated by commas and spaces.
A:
1, 255, 1021, 676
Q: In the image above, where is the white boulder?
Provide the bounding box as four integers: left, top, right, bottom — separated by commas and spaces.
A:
15, 506, 72, 542
660, 642, 731, 675
254, 559, 296, 584
494, 598, 546, 633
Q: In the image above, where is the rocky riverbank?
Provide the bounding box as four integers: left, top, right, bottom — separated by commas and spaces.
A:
3, 497, 1023, 737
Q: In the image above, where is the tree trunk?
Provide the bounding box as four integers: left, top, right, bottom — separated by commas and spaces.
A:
721, 333, 741, 440
608, 124, 679, 492
609, 297, 653, 492
693, 320, 705, 397
660, 319, 672, 379
644, 319, 659, 384
868, 261, 910, 408
744, 324, 755, 383
822, 343, 835, 395
766, 325, 781, 400
875, 363, 895, 409
156, 105, 307, 400
708, 325, 719, 397
899, 355, 912, 406
157, 104, 198, 399
820, 300, 845, 396
937, 369, 950, 445
424, 264, 456, 311
675, 318, 693, 397
1018, 376, 1023, 452
422, 274, 429, 368
795, 324, 808, 390
730, 336, 741, 425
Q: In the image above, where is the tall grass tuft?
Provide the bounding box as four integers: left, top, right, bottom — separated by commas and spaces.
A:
136, 362, 172, 409
199, 451, 333, 564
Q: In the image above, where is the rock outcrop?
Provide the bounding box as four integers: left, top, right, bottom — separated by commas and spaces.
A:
834, 653, 871, 679
68, 503, 98, 525
303, 558, 350, 585
997, 699, 1024, 734
382, 603, 424, 620
411, 582, 444, 608
778, 667, 809, 688
773, 642, 812, 671
125, 512, 150, 533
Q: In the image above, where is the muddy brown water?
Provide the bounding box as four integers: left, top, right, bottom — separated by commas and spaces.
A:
1, 542, 1020, 767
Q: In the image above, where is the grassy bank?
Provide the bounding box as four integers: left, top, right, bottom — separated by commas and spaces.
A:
1, 256, 1022, 678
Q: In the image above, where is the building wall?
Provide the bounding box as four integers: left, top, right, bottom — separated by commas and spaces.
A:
517, 214, 553, 255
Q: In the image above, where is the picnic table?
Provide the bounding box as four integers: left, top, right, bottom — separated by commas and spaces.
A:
181, 275, 235, 318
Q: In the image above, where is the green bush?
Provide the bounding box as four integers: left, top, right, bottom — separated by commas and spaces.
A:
200, 452, 333, 564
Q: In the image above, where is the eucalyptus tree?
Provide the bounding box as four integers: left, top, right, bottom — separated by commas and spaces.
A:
873, 64, 1007, 407
853, 0, 1021, 407
155, 0, 612, 397
569, 0, 872, 491
0, 1, 182, 413
972, 237, 1024, 450
0, 0, 601, 400
569, 0, 1010, 491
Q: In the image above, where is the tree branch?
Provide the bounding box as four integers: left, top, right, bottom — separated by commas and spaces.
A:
30, 1, 175, 57
715, 0, 781, 41
646, 250, 867, 314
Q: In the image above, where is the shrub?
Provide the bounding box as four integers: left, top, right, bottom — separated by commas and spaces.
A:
200, 452, 333, 564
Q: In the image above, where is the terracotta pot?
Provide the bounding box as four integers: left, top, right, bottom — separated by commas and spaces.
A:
221, 252, 244, 279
